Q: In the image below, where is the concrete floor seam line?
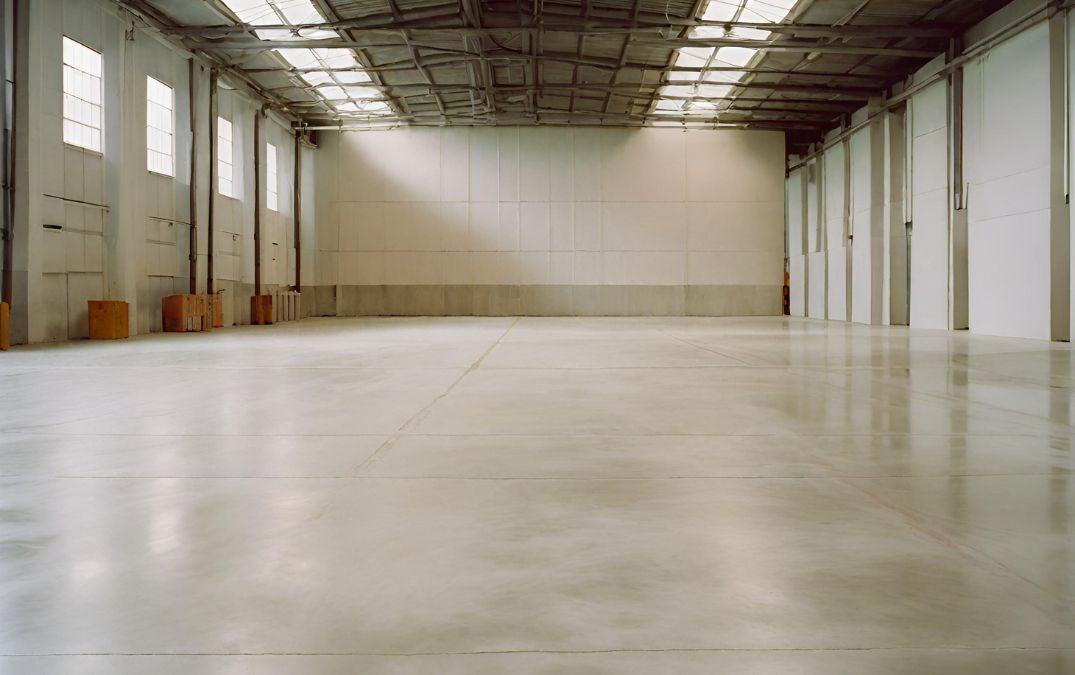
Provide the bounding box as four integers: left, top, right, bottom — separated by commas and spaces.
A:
837, 475, 1074, 624
790, 364, 1075, 432
653, 328, 758, 366
758, 416, 1075, 624
0, 431, 1067, 438
16, 363, 1064, 371
7, 647, 1075, 657
354, 317, 520, 474
7, 471, 1073, 480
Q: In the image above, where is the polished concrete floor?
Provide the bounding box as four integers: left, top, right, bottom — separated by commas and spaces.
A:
1, 316, 1073, 674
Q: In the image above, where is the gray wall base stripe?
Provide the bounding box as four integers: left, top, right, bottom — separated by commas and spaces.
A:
313, 285, 782, 317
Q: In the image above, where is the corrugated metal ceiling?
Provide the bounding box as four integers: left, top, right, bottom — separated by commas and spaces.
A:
118, 0, 1013, 151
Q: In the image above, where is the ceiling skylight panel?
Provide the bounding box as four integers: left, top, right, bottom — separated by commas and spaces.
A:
303, 71, 334, 85
318, 85, 345, 100
223, 0, 280, 24
654, 99, 686, 113
701, 0, 799, 25
334, 71, 373, 84
315, 49, 360, 69
654, 0, 802, 119
221, 0, 337, 40
660, 85, 697, 99
335, 100, 391, 115
675, 47, 714, 68
221, 0, 393, 121
342, 86, 381, 99
696, 83, 732, 98
701, 0, 739, 22
714, 46, 758, 67
694, 0, 802, 38
276, 0, 324, 25
667, 71, 700, 82
739, 0, 798, 23
691, 22, 768, 40
653, 98, 716, 116
276, 48, 320, 70
700, 69, 741, 83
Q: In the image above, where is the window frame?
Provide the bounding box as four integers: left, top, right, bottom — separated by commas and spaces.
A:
61, 36, 104, 153
217, 116, 235, 198
145, 75, 175, 177
266, 141, 279, 212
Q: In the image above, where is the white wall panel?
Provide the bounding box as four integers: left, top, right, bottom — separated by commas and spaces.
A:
326, 128, 785, 292
439, 128, 469, 203
789, 254, 806, 317
964, 23, 1052, 339
827, 247, 847, 321
519, 127, 550, 202
497, 128, 519, 202
572, 129, 602, 201
806, 160, 820, 253
823, 144, 846, 250
807, 251, 827, 319
849, 129, 873, 324
823, 144, 847, 321
468, 128, 498, 202
909, 81, 950, 329
786, 170, 804, 257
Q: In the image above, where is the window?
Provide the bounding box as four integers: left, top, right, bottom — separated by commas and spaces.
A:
62, 37, 103, 152
217, 117, 234, 197
146, 76, 174, 176
266, 142, 278, 211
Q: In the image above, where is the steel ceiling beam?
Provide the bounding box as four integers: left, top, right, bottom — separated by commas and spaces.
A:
179, 35, 938, 58
269, 80, 874, 98
302, 0, 404, 118
239, 55, 888, 85
116, 0, 306, 117
164, 17, 955, 40
121, 0, 1001, 139
600, 0, 642, 115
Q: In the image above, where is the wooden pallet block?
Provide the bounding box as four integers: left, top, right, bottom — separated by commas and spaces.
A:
0, 301, 9, 351
162, 294, 211, 333
88, 300, 129, 339
251, 294, 273, 325
208, 292, 225, 328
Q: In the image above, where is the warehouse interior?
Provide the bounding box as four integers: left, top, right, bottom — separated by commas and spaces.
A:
1, 0, 1073, 672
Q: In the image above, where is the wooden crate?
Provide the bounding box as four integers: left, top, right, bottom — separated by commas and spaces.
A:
208, 291, 225, 328
251, 294, 273, 325
88, 300, 129, 340
162, 294, 211, 333
0, 301, 9, 351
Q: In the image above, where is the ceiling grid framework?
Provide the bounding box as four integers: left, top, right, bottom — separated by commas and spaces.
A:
118, 0, 1012, 151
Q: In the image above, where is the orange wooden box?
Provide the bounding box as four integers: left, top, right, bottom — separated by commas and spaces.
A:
251, 294, 273, 325
162, 294, 211, 333
88, 300, 129, 340
0, 301, 9, 351
208, 291, 225, 328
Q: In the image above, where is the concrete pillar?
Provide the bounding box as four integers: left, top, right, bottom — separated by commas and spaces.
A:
106, 14, 140, 335
11, 0, 42, 344
948, 39, 969, 331
1050, 13, 1070, 342
883, 109, 909, 326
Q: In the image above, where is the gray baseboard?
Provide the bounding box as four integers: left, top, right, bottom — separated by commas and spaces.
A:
313, 285, 781, 317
